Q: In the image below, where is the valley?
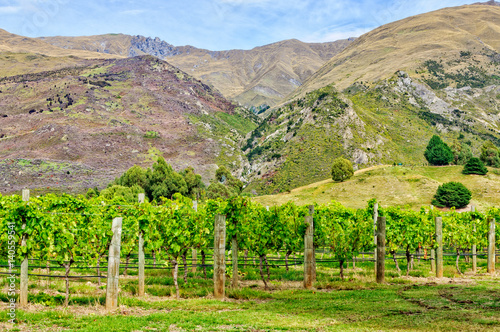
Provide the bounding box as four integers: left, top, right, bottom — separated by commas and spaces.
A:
0, 2, 500, 201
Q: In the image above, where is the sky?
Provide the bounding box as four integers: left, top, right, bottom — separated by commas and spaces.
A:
0, 0, 476, 50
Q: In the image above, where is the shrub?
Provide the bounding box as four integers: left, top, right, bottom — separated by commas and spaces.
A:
480, 140, 500, 167
462, 157, 488, 175
431, 182, 471, 208
331, 157, 354, 182
424, 135, 453, 166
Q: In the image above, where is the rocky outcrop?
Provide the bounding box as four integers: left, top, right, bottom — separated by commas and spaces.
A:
129, 36, 182, 58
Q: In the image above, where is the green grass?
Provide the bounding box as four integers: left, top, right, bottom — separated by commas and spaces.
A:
215, 111, 257, 136
2, 253, 499, 331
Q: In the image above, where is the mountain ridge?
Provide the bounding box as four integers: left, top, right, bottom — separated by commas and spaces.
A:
37, 34, 354, 107
242, 4, 500, 194
287, 4, 500, 100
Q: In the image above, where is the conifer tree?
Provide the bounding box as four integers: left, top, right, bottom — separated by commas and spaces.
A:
424, 135, 453, 166
462, 157, 488, 175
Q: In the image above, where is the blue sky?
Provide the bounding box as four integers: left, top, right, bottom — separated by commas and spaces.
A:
0, 0, 474, 50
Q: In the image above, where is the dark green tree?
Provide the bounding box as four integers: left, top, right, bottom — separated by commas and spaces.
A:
451, 140, 473, 165
480, 140, 500, 167
431, 182, 471, 208
180, 167, 205, 200
206, 182, 234, 200
331, 157, 354, 182
145, 157, 187, 201
462, 157, 488, 175
424, 135, 453, 166
116, 165, 148, 189
206, 166, 243, 199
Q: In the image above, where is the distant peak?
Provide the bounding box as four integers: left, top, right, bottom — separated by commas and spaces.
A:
473, 0, 500, 5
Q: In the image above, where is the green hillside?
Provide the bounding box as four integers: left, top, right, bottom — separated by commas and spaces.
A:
243, 77, 494, 195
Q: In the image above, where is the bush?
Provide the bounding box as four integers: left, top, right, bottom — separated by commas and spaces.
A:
424, 135, 453, 166
331, 157, 354, 182
431, 182, 471, 208
462, 157, 488, 175
480, 140, 500, 167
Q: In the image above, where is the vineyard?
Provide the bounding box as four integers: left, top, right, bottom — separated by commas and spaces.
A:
1, 190, 499, 313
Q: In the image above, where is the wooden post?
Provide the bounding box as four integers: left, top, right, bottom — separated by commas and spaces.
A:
376, 216, 386, 283
106, 217, 123, 311
138, 194, 145, 297
430, 205, 436, 273
20, 189, 29, 307
304, 205, 314, 289
373, 202, 378, 275
471, 206, 477, 274
487, 218, 496, 274
192, 201, 198, 273
213, 214, 226, 300
232, 236, 238, 288
435, 217, 443, 278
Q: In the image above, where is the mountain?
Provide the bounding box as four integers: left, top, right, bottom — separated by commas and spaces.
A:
38, 34, 353, 107
0, 29, 120, 60
0, 55, 256, 194
288, 4, 500, 98
243, 4, 500, 195
0, 29, 122, 78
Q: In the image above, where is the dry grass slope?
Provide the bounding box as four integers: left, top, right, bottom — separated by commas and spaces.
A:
288, 4, 500, 100
253, 165, 500, 211
0, 29, 121, 60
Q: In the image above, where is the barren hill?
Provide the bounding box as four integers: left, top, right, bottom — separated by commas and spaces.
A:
0, 29, 120, 60
0, 55, 256, 194
39, 34, 353, 107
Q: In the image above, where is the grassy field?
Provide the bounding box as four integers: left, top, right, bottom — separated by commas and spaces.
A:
253, 165, 500, 211
1, 252, 499, 331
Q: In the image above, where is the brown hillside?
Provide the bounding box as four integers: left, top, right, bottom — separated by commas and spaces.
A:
0, 29, 120, 60
38, 34, 353, 106
38, 33, 133, 56
288, 4, 500, 100
0, 55, 252, 194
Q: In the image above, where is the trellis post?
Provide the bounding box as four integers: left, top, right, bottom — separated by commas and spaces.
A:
214, 214, 226, 299
304, 205, 315, 289
192, 201, 198, 273
435, 217, 443, 278
487, 218, 496, 274
106, 217, 123, 311
471, 206, 477, 273
138, 193, 145, 297
20, 189, 29, 307
376, 216, 386, 283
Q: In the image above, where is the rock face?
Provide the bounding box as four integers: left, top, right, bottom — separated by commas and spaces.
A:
474, 1, 500, 6
129, 36, 182, 58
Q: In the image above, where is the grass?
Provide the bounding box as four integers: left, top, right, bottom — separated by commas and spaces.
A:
253, 165, 500, 210
1, 253, 499, 331
215, 111, 257, 136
